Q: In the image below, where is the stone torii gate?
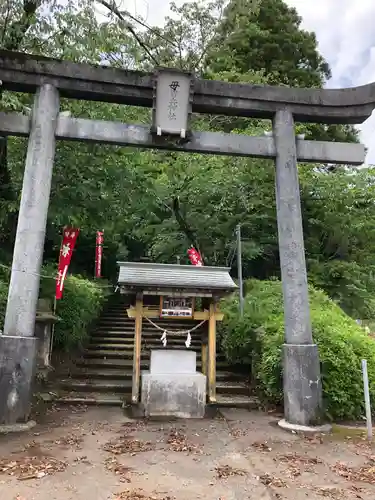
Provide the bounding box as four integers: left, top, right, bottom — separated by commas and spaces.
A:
0, 50, 373, 429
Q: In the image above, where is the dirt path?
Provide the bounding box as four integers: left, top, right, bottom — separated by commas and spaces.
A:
0, 406, 374, 500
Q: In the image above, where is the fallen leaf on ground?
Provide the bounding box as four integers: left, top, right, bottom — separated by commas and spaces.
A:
278, 452, 322, 476
332, 460, 375, 484
304, 434, 324, 445
279, 453, 322, 465
251, 441, 272, 452
23, 441, 38, 451
73, 455, 91, 465
258, 473, 287, 488
53, 434, 84, 448
315, 486, 346, 498
230, 428, 247, 438
70, 404, 88, 414
103, 436, 154, 455
105, 457, 133, 482
215, 465, 247, 479
166, 429, 202, 454
0, 456, 67, 480
113, 489, 174, 499
118, 421, 147, 434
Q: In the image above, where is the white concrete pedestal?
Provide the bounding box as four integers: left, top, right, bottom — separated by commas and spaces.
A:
141, 350, 206, 418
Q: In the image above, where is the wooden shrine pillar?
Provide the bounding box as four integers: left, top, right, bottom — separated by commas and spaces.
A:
208, 299, 217, 403
201, 342, 208, 376
132, 293, 143, 403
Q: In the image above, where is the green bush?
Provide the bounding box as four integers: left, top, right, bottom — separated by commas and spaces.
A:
0, 278, 8, 328
0, 263, 109, 349
40, 272, 110, 349
0, 264, 11, 328
220, 279, 375, 421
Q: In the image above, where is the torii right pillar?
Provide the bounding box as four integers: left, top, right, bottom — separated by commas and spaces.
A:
273, 108, 323, 428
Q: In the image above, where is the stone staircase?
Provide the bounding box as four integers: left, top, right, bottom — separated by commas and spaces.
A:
50, 296, 257, 408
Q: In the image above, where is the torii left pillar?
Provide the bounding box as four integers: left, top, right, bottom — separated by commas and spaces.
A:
0, 84, 59, 427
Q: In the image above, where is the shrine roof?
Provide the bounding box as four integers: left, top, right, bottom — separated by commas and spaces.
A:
117, 262, 237, 294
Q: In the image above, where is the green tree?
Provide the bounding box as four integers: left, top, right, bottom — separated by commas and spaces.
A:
207, 0, 330, 87
204, 0, 358, 142
300, 166, 375, 318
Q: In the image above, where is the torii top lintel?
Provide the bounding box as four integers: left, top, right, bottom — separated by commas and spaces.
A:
1, 50, 375, 125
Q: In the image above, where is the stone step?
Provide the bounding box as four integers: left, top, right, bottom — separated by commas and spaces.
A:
93, 325, 205, 332
76, 358, 231, 370
71, 368, 134, 379
91, 332, 203, 339
76, 358, 148, 368
81, 355, 226, 366
42, 392, 259, 409
58, 378, 248, 396
89, 337, 202, 345
87, 342, 201, 350
92, 329, 206, 336
83, 350, 200, 359
83, 345, 197, 358
90, 333, 204, 341
65, 368, 240, 381
215, 394, 260, 409
82, 348, 226, 360
99, 320, 205, 325
41, 391, 124, 406
215, 381, 250, 396
59, 378, 132, 393
97, 321, 205, 328
92, 326, 205, 332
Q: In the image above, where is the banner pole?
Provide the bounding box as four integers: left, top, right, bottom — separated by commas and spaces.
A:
49, 295, 57, 366
50, 228, 63, 367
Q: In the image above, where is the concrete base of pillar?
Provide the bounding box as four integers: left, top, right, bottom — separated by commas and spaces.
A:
283, 343, 323, 427
0, 420, 37, 434
278, 419, 331, 434
0, 335, 37, 425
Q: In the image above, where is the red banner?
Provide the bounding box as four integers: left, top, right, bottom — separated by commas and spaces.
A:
55, 227, 80, 300
187, 247, 203, 266
95, 231, 104, 278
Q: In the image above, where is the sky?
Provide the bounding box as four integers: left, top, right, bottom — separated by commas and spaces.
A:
100, 0, 375, 164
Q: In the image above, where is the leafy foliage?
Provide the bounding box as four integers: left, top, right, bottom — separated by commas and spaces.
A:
206, 0, 330, 87
220, 280, 375, 420
39, 268, 110, 349
0, 280, 8, 329
0, 261, 108, 348
52, 276, 109, 349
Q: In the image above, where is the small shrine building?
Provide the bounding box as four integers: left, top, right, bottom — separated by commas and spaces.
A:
117, 262, 237, 416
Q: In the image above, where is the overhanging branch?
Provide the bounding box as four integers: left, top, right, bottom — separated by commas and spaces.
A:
172, 196, 203, 262
96, 0, 159, 65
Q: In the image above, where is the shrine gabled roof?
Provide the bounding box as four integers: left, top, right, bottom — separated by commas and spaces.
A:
117, 262, 237, 294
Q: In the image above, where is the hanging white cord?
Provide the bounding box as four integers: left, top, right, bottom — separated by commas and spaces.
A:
161, 330, 167, 347
143, 316, 207, 348
185, 331, 191, 348
143, 316, 206, 334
